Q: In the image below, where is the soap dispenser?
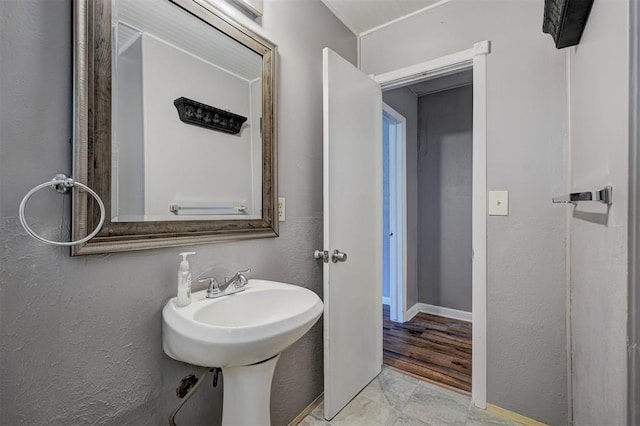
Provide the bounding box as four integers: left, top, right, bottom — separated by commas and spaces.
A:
176, 252, 196, 307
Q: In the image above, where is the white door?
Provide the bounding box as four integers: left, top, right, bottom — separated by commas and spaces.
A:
321, 47, 383, 420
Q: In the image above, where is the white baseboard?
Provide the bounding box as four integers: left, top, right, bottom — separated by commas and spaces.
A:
382, 296, 391, 306
405, 303, 421, 321
405, 303, 472, 323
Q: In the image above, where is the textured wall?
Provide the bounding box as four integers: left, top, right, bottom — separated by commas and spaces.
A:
361, 1, 569, 423
382, 88, 419, 309
417, 85, 473, 312
0, 0, 356, 424
569, 0, 629, 423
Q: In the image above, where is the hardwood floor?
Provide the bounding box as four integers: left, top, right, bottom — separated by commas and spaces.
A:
383, 305, 472, 393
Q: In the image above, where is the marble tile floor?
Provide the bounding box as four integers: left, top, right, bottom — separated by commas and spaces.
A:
299, 366, 524, 426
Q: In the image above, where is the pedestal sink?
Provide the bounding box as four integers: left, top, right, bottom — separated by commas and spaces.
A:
162, 279, 323, 425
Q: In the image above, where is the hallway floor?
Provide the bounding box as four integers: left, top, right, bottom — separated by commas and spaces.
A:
383, 306, 472, 393
299, 366, 522, 425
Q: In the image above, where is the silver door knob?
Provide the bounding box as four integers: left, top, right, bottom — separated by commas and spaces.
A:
331, 249, 347, 263
314, 250, 329, 263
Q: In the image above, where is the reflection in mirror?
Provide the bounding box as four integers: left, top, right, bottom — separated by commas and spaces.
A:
72, 0, 277, 255
112, 0, 263, 222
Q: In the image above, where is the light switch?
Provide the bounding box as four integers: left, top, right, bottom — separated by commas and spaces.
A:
278, 197, 285, 222
489, 191, 509, 216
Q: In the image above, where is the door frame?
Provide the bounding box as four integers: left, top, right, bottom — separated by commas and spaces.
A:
373, 40, 490, 408
383, 103, 407, 323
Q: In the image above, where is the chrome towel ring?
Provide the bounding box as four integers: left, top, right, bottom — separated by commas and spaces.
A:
18, 174, 106, 246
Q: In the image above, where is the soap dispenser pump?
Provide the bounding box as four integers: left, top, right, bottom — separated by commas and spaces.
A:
176, 252, 196, 307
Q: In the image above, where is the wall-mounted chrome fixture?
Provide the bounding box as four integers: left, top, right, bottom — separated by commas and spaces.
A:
169, 203, 248, 215
19, 174, 106, 246
552, 186, 613, 206
173, 97, 248, 135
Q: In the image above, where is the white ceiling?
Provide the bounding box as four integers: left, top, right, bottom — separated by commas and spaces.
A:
321, 0, 443, 36
115, 0, 262, 81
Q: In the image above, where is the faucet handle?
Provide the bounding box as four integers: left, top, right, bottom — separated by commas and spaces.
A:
198, 276, 219, 285
225, 268, 251, 288
238, 269, 251, 285
199, 277, 222, 298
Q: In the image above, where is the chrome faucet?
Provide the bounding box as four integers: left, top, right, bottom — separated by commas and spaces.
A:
199, 277, 223, 298
199, 269, 251, 299
223, 269, 251, 295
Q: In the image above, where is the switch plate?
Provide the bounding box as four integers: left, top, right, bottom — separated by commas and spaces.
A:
278, 197, 285, 221
489, 191, 509, 216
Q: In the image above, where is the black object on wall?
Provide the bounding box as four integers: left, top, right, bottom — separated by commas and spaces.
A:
543, 0, 594, 49
173, 97, 248, 135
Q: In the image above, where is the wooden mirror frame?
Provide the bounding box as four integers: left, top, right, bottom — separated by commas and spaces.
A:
72, 0, 277, 255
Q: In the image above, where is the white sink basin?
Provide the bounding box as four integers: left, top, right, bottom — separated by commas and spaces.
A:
162, 279, 323, 367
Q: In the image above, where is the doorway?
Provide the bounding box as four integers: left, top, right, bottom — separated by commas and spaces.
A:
383, 103, 407, 324
381, 72, 474, 393
373, 40, 489, 407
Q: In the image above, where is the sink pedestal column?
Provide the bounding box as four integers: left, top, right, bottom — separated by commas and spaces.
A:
221, 354, 281, 425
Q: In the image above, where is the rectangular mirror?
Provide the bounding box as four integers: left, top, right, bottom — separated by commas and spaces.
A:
72, 0, 277, 255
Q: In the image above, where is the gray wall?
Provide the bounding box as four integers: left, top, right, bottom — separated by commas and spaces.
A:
569, 0, 629, 423
361, 1, 569, 423
417, 85, 473, 312
0, 0, 356, 424
382, 88, 419, 309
